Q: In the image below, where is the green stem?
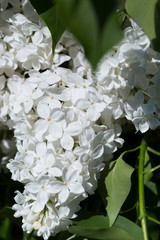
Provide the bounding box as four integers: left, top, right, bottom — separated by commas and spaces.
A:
67, 234, 77, 240
118, 146, 140, 160
147, 146, 160, 156
147, 215, 160, 225
143, 164, 160, 174
138, 138, 149, 240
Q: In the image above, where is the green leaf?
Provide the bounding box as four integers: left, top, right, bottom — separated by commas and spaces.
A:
0, 207, 14, 220
56, 0, 123, 68
40, 6, 65, 50
0, 207, 21, 226
145, 181, 158, 196
146, 183, 158, 206
101, 11, 123, 55
125, 0, 160, 52
30, 0, 123, 68
23, 232, 36, 240
105, 158, 134, 226
91, 0, 116, 29
147, 211, 160, 240
30, 0, 53, 14
0, 218, 11, 240
149, 230, 160, 240
69, 215, 143, 240
56, 0, 98, 67
114, 215, 143, 240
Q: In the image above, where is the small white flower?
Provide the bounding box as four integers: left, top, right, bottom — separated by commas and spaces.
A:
34, 103, 65, 141
51, 166, 84, 204
25, 176, 53, 213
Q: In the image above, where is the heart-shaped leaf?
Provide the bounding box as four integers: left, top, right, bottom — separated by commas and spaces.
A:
105, 158, 134, 226
56, 0, 123, 68
40, 6, 65, 49
69, 215, 143, 240
30, 0, 65, 50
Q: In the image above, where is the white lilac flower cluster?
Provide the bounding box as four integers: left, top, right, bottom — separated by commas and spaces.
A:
97, 20, 160, 133
0, 0, 160, 239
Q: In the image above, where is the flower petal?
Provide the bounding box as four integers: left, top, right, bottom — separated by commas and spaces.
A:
76, 99, 90, 109
38, 190, 50, 205
36, 142, 47, 157
58, 187, 69, 203
49, 122, 62, 139
51, 182, 64, 194
60, 133, 74, 150
91, 145, 104, 159
65, 121, 82, 136
50, 108, 65, 121
68, 182, 84, 194
32, 201, 44, 213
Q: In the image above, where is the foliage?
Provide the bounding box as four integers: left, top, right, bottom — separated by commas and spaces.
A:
1, 130, 160, 239
105, 154, 134, 226
30, 0, 123, 68
30, 0, 160, 68
1, 0, 160, 240
69, 215, 143, 240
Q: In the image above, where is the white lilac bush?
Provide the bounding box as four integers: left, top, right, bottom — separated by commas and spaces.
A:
0, 0, 160, 239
